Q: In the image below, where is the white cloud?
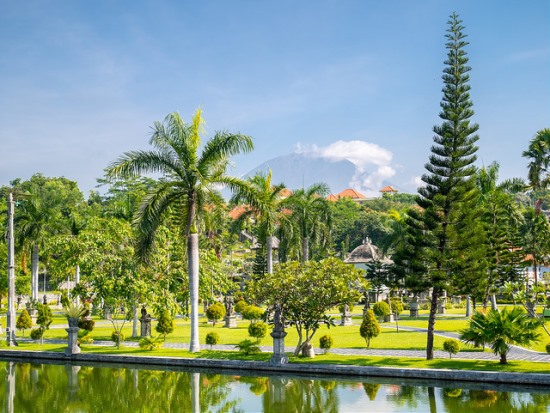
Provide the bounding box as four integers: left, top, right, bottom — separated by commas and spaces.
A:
295, 140, 396, 197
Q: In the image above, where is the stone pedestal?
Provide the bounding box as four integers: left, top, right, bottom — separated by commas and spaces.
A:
301, 342, 315, 358
269, 331, 288, 365
224, 315, 237, 328
384, 313, 395, 323
29, 308, 37, 324
140, 315, 151, 337
340, 312, 353, 326
65, 327, 81, 356
437, 298, 446, 314
410, 300, 419, 318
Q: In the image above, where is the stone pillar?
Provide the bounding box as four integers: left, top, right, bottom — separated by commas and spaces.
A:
410, 297, 419, 318
384, 313, 395, 323
65, 327, 81, 356
437, 298, 446, 314
224, 315, 237, 328
140, 315, 151, 337
104, 306, 111, 320
340, 304, 353, 326
270, 330, 289, 365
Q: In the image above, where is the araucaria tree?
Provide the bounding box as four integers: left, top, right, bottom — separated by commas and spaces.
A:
399, 13, 480, 360
107, 109, 253, 352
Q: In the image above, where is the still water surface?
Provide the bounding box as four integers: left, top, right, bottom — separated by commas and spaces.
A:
0, 360, 549, 412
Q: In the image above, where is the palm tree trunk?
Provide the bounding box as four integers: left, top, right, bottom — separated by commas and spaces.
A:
500, 352, 507, 364
189, 233, 200, 352
266, 235, 274, 274
301, 237, 309, 263
31, 244, 39, 302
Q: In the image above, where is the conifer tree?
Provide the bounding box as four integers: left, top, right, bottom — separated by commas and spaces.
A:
397, 13, 480, 360
359, 309, 380, 348
16, 309, 32, 337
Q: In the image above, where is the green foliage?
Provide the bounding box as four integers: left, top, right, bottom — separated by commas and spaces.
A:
360, 309, 381, 348
155, 309, 175, 340
319, 335, 334, 354
235, 339, 261, 355
63, 301, 86, 320
16, 309, 32, 336
77, 329, 94, 345
372, 301, 390, 317
248, 321, 267, 342
390, 298, 404, 316
205, 332, 220, 349
30, 328, 43, 340
443, 339, 461, 358
78, 318, 95, 331
242, 305, 264, 322
460, 307, 541, 364
111, 330, 125, 344
36, 303, 52, 333
139, 335, 163, 350
205, 303, 226, 326
234, 300, 248, 314
60, 291, 70, 308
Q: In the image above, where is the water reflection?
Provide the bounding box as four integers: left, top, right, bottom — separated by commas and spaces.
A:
0, 360, 548, 412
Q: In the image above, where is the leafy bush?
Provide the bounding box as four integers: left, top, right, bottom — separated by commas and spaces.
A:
443, 338, 461, 358
360, 309, 380, 348
78, 318, 95, 331
319, 335, 334, 354
205, 332, 220, 349
242, 305, 264, 322
235, 339, 261, 355
420, 302, 431, 311
248, 322, 267, 342
139, 335, 163, 350
77, 329, 94, 345
390, 298, 404, 317
111, 331, 125, 344
235, 300, 248, 314
30, 328, 43, 341
16, 309, 32, 336
155, 309, 174, 340
206, 303, 226, 326
372, 301, 390, 317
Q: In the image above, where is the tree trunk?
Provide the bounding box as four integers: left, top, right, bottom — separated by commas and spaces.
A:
426, 287, 440, 360
31, 244, 39, 302
301, 237, 309, 263
266, 235, 274, 274
500, 352, 507, 364
465, 295, 471, 317
188, 233, 200, 352
132, 303, 139, 338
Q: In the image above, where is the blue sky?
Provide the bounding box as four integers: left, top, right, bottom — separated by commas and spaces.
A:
1, 1, 548, 196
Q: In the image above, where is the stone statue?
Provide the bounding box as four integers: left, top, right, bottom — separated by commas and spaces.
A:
141, 306, 147, 318
273, 304, 284, 333
224, 295, 234, 316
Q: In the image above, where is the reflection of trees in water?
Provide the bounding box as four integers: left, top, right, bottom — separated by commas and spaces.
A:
362, 383, 380, 401
442, 388, 550, 413
262, 377, 339, 413
385, 384, 424, 410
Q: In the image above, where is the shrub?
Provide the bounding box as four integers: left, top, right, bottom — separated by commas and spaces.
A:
205, 303, 226, 326
242, 305, 264, 322
234, 300, 248, 314
372, 301, 390, 318
111, 331, 125, 344
155, 309, 174, 340
390, 298, 404, 317
30, 328, 43, 341
139, 335, 163, 350
205, 332, 220, 350
248, 321, 267, 342
77, 330, 94, 345
360, 309, 380, 348
235, 339, 261, 355
443, 338, 461, 358
16, 309, 32, 336
319, 335, 334, 354
78, 318, 95, 331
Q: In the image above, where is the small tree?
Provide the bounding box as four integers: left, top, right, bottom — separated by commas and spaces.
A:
235, 300, 248, 314
242, 305, 264, 323
391, 298, 404, 332
319, 335, 334, 354
360, 309, 381, 348
16, 309, 32, 337
206, 303, 226, 326
36, 303, 52, 345
443, 338, 461, 358
248, 321, 267, 343
205, 332, 220, 350
155, 309, 175, 341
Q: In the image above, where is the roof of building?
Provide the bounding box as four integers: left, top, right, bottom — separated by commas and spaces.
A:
337, 188, 367, 199
344, 238, 393, 265
380, 185, 398, 193
228, 205, 252, 220
279, 188, 293, 198
326, 194, 339, 202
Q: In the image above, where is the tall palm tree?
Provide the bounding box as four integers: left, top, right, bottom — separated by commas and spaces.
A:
107, 110, 253, 352
522, 128, 550, 214
231, 171, 286, 274
283, 183, 331, 262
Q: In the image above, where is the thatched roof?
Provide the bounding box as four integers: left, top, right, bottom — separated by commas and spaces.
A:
344, 239, 392, 265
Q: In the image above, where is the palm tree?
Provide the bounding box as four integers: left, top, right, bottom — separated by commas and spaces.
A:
522, 128, 550, 214
106, 109, 253, 352
283, 183, 331, 262
231, 170, 286, 274
460, 307, 541, 364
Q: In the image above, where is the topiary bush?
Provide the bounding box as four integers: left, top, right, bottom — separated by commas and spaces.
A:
111, 331, 125, 345
319, 335, 334, 354
242, 305, 264, 322
372, 301, 390, 318
443, 338, 461, 358
205, 303, 226, 326
390, 298, 404, 318
205, 332, 220, 350
30, 328, 43, 341
360, 309, 380, 348
234, 300, 248, 314
16, 309, 32, 337
248, 321, 267, 343
155, 309, 175, 340
236, 339, 261, 355
139, 335, 163, 350
78, 318, 95, 331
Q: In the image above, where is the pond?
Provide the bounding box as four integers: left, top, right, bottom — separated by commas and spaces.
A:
0, 360, 549, 412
